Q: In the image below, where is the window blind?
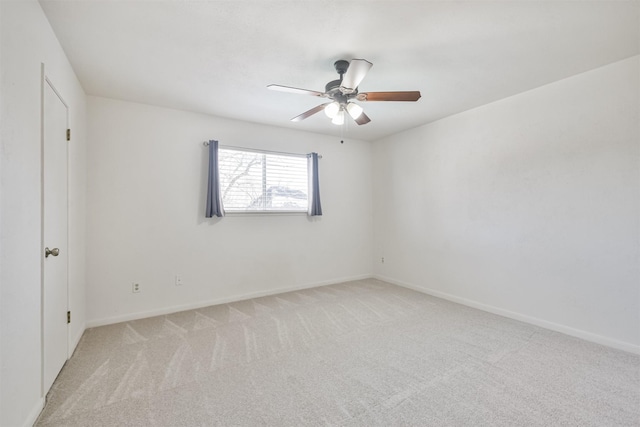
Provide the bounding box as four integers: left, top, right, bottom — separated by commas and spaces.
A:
218, 148, 309, 212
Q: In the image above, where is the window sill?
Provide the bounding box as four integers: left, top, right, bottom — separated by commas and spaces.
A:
224, 210, 308, 217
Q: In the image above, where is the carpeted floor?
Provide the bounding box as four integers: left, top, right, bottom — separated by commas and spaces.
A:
36, 279, 639, 426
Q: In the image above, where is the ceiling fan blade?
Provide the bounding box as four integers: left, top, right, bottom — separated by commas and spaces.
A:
340, 59, 373, 94
268, 84, 325, 97
357, 91, 421, 102
291, 103, 331, 122
354, 111, 371, 126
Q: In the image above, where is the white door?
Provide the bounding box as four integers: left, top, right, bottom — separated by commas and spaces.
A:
43, 77, 69, 394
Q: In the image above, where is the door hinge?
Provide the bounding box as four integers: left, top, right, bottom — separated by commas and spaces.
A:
66, 129, 71, 141
67, 311, 71, 324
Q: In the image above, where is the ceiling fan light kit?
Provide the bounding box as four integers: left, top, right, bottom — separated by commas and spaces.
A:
331, 110, 345, 125
324, 101, 340, 118
268, 58, 421, 126
346, 102, 364, 120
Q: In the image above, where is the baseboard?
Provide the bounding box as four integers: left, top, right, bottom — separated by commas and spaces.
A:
69, 323, 85, 358
373, 274, 640, 355
24, 397, 45, 427
86, 274, 372, 328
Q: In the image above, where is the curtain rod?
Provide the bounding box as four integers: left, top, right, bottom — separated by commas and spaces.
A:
203, 141, 322, 159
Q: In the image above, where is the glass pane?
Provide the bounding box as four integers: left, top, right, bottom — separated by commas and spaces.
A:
219, 149, 308, 212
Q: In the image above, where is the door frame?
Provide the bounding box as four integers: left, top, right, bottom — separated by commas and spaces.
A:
40, 63, 71, 397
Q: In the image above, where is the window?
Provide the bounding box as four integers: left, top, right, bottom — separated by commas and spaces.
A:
218, 147, 308, 212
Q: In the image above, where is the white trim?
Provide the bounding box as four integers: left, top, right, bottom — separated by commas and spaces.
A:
40, 62, 45, 399
44, 76, 69, 108
86, 274, 371, 328
211, 144, 322, 159
220, 145, 309, 159
224, 210, 307, 216
373, 274, 640, 355
24, 397, 45, 427
69, 323, 85, 358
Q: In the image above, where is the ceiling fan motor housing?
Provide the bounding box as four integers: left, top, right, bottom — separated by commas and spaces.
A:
325, 80, 355, 101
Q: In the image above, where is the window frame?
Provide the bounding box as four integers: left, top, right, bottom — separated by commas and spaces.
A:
218, 145, 310, 215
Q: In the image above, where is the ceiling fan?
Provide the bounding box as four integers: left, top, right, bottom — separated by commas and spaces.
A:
268, 59, 421, 126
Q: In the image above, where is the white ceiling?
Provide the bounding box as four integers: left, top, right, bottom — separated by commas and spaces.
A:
40, 1, 639, 142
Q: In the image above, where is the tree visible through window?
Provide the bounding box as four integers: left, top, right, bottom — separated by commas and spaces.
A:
218, 148, 308, 212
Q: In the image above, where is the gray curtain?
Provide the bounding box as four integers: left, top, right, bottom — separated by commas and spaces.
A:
206, 140, 225, 218
307, 152, 322, 216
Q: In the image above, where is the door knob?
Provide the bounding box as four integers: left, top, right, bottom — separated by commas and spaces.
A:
45, 247, 60, 258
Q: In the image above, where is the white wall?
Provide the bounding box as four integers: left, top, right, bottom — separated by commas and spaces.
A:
86, 97, 373, 326
373, 56, 639, 353
0, 1, 87, 426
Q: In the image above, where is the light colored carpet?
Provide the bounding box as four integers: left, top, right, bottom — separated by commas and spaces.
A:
36, 279, 640, 426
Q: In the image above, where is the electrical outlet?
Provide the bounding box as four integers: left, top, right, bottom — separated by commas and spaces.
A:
381, 257, 385, 263
132, 282, 140, 293
175, 274, 183, 286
